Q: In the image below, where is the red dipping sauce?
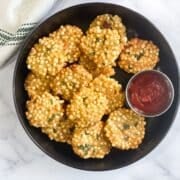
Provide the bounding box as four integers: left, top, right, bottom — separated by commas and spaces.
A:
126, 70, 174, 117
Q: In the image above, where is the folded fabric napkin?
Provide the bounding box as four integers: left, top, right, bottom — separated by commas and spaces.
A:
0, 0, 57, 67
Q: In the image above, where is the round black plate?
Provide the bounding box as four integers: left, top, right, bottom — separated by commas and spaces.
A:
13, 3, 180, 171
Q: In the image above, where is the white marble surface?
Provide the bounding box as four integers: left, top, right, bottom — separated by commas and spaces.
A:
0, 0, 180, 179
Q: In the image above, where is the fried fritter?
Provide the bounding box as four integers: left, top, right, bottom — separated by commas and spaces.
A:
104, 108, 146, 150
42, 119, 75, 144
50, 64, 92, 100
90, 75, 125, 114
80, 54, 115, 77
50, 25, 83, 63
80, 26, 121, 67
27, 37, 67, 77
26, 92, 64, 128
118, 38, 159, 74
66, 87, 108, 128
72, 121, 111, 159
89, 14, 127, 51
25, 72, 51, 98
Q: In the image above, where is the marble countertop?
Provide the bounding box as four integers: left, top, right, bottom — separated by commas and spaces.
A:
0, 0, 180, 179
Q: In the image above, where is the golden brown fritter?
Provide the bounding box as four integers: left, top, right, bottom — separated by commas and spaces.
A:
66, 87, 108, 128
80, 54, 115, 77
50, 25, 83, 63
72, 121, 111, 159
104, 108, 146, 150
90, 75, 125, 114
27, 37, 67, 77
42, 119, 75, 144
89, 14, 127, 51
118, 38, 159, 74
25, 72, 51, 98
80, 26, 121, 67
26, 92, 64, 128
50, 64, 92, 100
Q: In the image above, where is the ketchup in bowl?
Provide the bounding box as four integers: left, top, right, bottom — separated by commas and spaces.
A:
126, 70, 174, 117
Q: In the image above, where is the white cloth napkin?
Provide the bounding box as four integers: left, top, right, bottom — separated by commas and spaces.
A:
0, 0, 58, 67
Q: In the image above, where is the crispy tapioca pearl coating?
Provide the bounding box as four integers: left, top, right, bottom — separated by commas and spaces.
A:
104, 108, 146, 150
90, 75, 125, 114
24, 72, 51, 98
66, 87, 108, 128
26, 92, 64, 128
80, 26, 121, 67
42, 119, 75, 144
89, 14, 127, 51
118, 38, 159, 74
50, 64, 93, 100
72, 122, 111, 159
27, 37, 67, 77
80, 54, 115, 77
50, 25, 83, 63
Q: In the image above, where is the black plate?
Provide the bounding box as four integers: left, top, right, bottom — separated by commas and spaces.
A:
13, 3, 180, 171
